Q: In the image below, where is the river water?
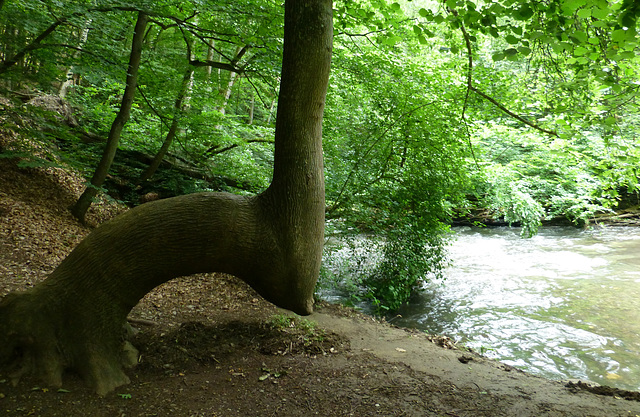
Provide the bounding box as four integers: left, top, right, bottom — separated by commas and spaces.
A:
387, 226, 640, 391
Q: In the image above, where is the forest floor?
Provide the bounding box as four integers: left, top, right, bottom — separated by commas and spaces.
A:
3, 158, 640, 417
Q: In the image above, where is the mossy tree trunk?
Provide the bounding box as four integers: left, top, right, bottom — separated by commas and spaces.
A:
0, 0, 333, 396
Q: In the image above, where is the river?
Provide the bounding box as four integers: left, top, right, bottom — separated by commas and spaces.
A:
323, 226, 640, 391
391, 226, 640, 391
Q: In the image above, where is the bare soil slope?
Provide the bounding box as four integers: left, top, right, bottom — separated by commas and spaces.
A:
2, 158, 640, 417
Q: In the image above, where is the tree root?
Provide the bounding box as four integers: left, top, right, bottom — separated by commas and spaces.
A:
0, 290, 140, 395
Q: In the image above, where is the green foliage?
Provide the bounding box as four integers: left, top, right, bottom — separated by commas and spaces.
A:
67, 82, 122, 135
365, 220, 451, 311
482, 164, 545, 237
266, 314, 326, 347
318, 20, 471, 311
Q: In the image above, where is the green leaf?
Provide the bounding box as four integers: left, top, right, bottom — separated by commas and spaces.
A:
505, 48, 519, 60
620, 11, 636, 28
419, 8, 430, 18
515, 5, 534, 20
592, 5, 610, 19
571, 30, 588, 44
518, 46, 532, 55
577, 8, 591, 18
604, 116, 617, 126
481, 15, 494, 27
506, 35, 519, 44
612, 29, 628, 43
551, 42, 566, 53
563, 0, 587, 13
619, 50, 636, 59
492, 52, 505, 61
573, 46, 589, 56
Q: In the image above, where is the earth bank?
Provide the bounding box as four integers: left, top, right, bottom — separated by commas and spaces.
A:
1, 159, 640, 416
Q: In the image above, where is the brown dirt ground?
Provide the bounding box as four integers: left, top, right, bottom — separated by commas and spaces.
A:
2, 157, 640, 417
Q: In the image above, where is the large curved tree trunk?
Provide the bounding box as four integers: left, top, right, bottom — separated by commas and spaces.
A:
0, 0, 333, 396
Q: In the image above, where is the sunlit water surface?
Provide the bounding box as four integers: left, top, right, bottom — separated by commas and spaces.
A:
393, 226, 640, 391
324, 226, 640, 391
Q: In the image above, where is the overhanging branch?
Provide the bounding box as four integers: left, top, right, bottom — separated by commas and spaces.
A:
469, 86, 559, 137
452, 8, 559, 138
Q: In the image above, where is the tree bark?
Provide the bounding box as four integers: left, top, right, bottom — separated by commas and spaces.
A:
0, 0, 333, 395
70, 12, 148, 223
59, 18, 92, 98
247, 92, 255, 124
205, 38, 215, 82
218, 69, 239, 115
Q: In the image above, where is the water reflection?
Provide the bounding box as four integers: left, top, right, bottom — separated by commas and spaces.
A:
391, 226, 640, 391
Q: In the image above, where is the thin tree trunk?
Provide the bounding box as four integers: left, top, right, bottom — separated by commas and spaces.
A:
70, 12, 148, 222
218, 71, 239, 115
247, 92, 254, 124
59, 18, 92, 98
139, 58, 195, 182
205, 38, 215, 82
217, 46, 246, 115
266, 97, 276, 125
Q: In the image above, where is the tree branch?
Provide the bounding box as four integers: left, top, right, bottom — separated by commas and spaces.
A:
469, 86, 559, 137
205, 138, 274, 155
0, 5, 243, 76
0, 19, 65, 75
189, 59, 243, 73
452, 8, 559, 138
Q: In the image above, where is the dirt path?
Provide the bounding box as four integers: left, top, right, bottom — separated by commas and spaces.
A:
2, 157, 640, 416
310, 311, 640, 416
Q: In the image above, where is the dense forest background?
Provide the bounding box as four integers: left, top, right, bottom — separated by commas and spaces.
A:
1, 0, 639, 311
